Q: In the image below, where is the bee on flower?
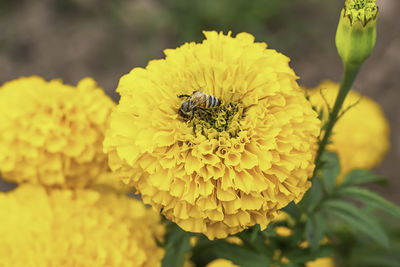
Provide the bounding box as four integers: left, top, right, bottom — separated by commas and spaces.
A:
178, 91, 222, 119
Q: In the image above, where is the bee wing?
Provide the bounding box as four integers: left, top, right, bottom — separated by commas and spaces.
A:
191, 92, 208, 107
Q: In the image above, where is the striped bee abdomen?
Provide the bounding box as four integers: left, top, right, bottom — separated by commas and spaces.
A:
207, 95, 221, 108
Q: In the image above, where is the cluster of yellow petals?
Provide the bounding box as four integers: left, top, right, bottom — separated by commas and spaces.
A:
0, 76, 115, 188
306, 257, 335, 267
0, 184, 165, 267
104, 31, 320, 239
207, 259, 239, 267
306, 80, 389, 181
205, 258, 334, 267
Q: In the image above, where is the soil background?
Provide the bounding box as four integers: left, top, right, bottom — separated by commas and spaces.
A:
0, 0, 399, 204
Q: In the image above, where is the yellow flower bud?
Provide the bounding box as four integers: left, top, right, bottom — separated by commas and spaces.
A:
335, 0, 378, 65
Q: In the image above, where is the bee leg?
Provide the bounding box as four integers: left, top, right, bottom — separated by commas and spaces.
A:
178, 94, 191, 99
198, 107, 212, 115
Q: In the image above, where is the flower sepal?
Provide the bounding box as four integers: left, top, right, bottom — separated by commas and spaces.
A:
335, 0, 378, 66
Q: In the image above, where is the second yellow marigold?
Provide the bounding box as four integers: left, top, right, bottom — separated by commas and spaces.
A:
104, 31, 320, 239
0, 76, 115, 188
307, 80, 389, 180
0, 184, 165, 267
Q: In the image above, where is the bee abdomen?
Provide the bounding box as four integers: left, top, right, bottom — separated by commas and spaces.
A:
208, 95, 221, 108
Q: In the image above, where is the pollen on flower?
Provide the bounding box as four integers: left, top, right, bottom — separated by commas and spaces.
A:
0, 184, 165, 267
104, 31, 320, 239
0, 76, 115, 188
189, 103, 244, 139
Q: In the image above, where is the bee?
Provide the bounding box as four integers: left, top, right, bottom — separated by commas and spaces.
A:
178, 91, 221, 119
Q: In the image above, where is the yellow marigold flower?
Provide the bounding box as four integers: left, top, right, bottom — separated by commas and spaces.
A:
183, 254, 196, 267
306, 257, 335, 267
206, 257, 334, 267
275, 226, 292, 237
226, 236, 243, 245
307, 80, 389, 181
104, 31, 320, 239
0, 184, 165, 267
0, 76, 115, 188
206, 259, 239, 267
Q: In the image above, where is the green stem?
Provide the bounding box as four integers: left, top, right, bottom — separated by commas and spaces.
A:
313, 63, 361, 174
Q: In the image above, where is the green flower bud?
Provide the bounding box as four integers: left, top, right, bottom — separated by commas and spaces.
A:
335, 0, 378, 65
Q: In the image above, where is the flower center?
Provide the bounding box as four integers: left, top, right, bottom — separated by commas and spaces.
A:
344, 0, 378, 25
188, 103, 244, 139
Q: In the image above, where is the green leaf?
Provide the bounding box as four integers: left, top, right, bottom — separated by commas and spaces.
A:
297, 177, 323, 214
306, 177, 324, 213
305, 213, 326, 251
351, 255, 400, 267
249, 224, 261, 243
288, 226, 306, 248
238, 227, 274, 258
282, 201, 300, 220
162, 224, 191, 267
260, 224, 276, 239
214, 242, 271, 267
285, 245, 334, 264
193, 241, 271, 267
320, 152, 340, 193
322, 199, 389, 248
337, 187, 400, 218
341, 169, 387, 186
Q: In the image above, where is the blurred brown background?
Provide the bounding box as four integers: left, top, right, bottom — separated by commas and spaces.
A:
0, 0, 399, 203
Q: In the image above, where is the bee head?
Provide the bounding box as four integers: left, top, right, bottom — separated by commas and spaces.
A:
179, 101, 193, 118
